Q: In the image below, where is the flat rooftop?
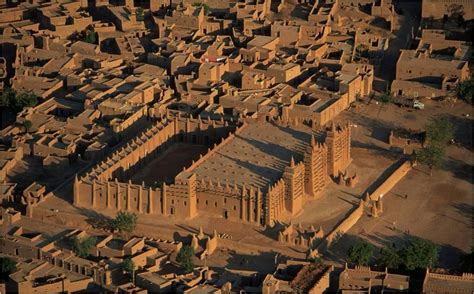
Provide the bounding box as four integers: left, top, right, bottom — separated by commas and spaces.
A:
190, 121, 313, 191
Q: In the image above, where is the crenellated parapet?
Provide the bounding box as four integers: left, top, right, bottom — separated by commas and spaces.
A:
81, 116, 237, 182
74, 176, 162, 215
278, 223, 324, 249
73, 118, 352, 227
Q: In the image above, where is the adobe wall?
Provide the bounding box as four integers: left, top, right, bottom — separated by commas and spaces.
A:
81, 118, 176, 182
283, 93, 351, 126
423, 270, 474, 293
369, 160, 412, 201
422, 0, 474, 20
388, 131, 423, 154
74, 115, 236, 219
74, 179, 161, 214
0, 236, 110, 286
317, 160, 412, 249
81, 115, 234, 182
17, 276, 93, 294
396, 55, 469, 82
323, 202, 364, 247
74, 117, 351, 226
308, 265, 333, 294
195, 181, 263, 224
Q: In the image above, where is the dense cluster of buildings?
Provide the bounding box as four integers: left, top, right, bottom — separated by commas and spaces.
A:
2, 208, 473, 293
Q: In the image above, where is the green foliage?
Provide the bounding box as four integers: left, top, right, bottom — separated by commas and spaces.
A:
416, 116, 454, 174
0, 88, 38, 113
416, 144, 445, 172
192, 2, 210, 15
0, 257, 17, 280
72, 236, 97, 258
447, 4, 464, 21
425, 116, 455, 146
308, 256, 323, 264
459, 246, 473, 273
136, 7, 144, 21
378, 91, 393, 104
399, 238, 439, 270
111, 211, 138, 234
23, 120, 32, 133
83, 30, 97, 44
458, 77, 473, 103
348, 239, 374, 266
176, 245, 195, 273
0, 88, 16, 107
121, 258, 135, 280
378, 245, 401, 269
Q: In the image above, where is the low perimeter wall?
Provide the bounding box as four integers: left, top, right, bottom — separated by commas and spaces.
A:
324, 203, 364, 248
370, 160, 413, 201
317, 159, 413, 250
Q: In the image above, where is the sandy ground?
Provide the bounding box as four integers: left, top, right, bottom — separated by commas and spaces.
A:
327, 99, 474, 269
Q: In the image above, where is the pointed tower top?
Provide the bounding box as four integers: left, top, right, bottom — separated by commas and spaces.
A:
198, 226, 205, 239
310, 134, 316, 147
290, 156, 295, 167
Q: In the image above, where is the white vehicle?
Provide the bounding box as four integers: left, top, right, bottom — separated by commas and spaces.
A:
413, 100, 425, 110
393, 98, 424, 109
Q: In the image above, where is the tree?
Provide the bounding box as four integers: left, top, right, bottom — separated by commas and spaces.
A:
458, 77, 473, 103
121, 258, 135, 282
399, 238, 439, 270
136, 7, 144, 21
459, 246, 473, 273
447, 4, 465, 25
0, 257, 16, 280
416, 116, 454, 175
176, 245, 195, 273
425, 117, 455, 146
23, 120, 32, 133
111, 211, 138, 235
16, 91, 38, 111
83, 30, 97, 44
0, 88, 38, 113
416, 144, 445, 176
0, 88, 15, 108
72, 236, 97, 258
378, 245, 401, 269
192, 2, 210, 15
379, 91, 393, 104
348, 239, 374, 266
